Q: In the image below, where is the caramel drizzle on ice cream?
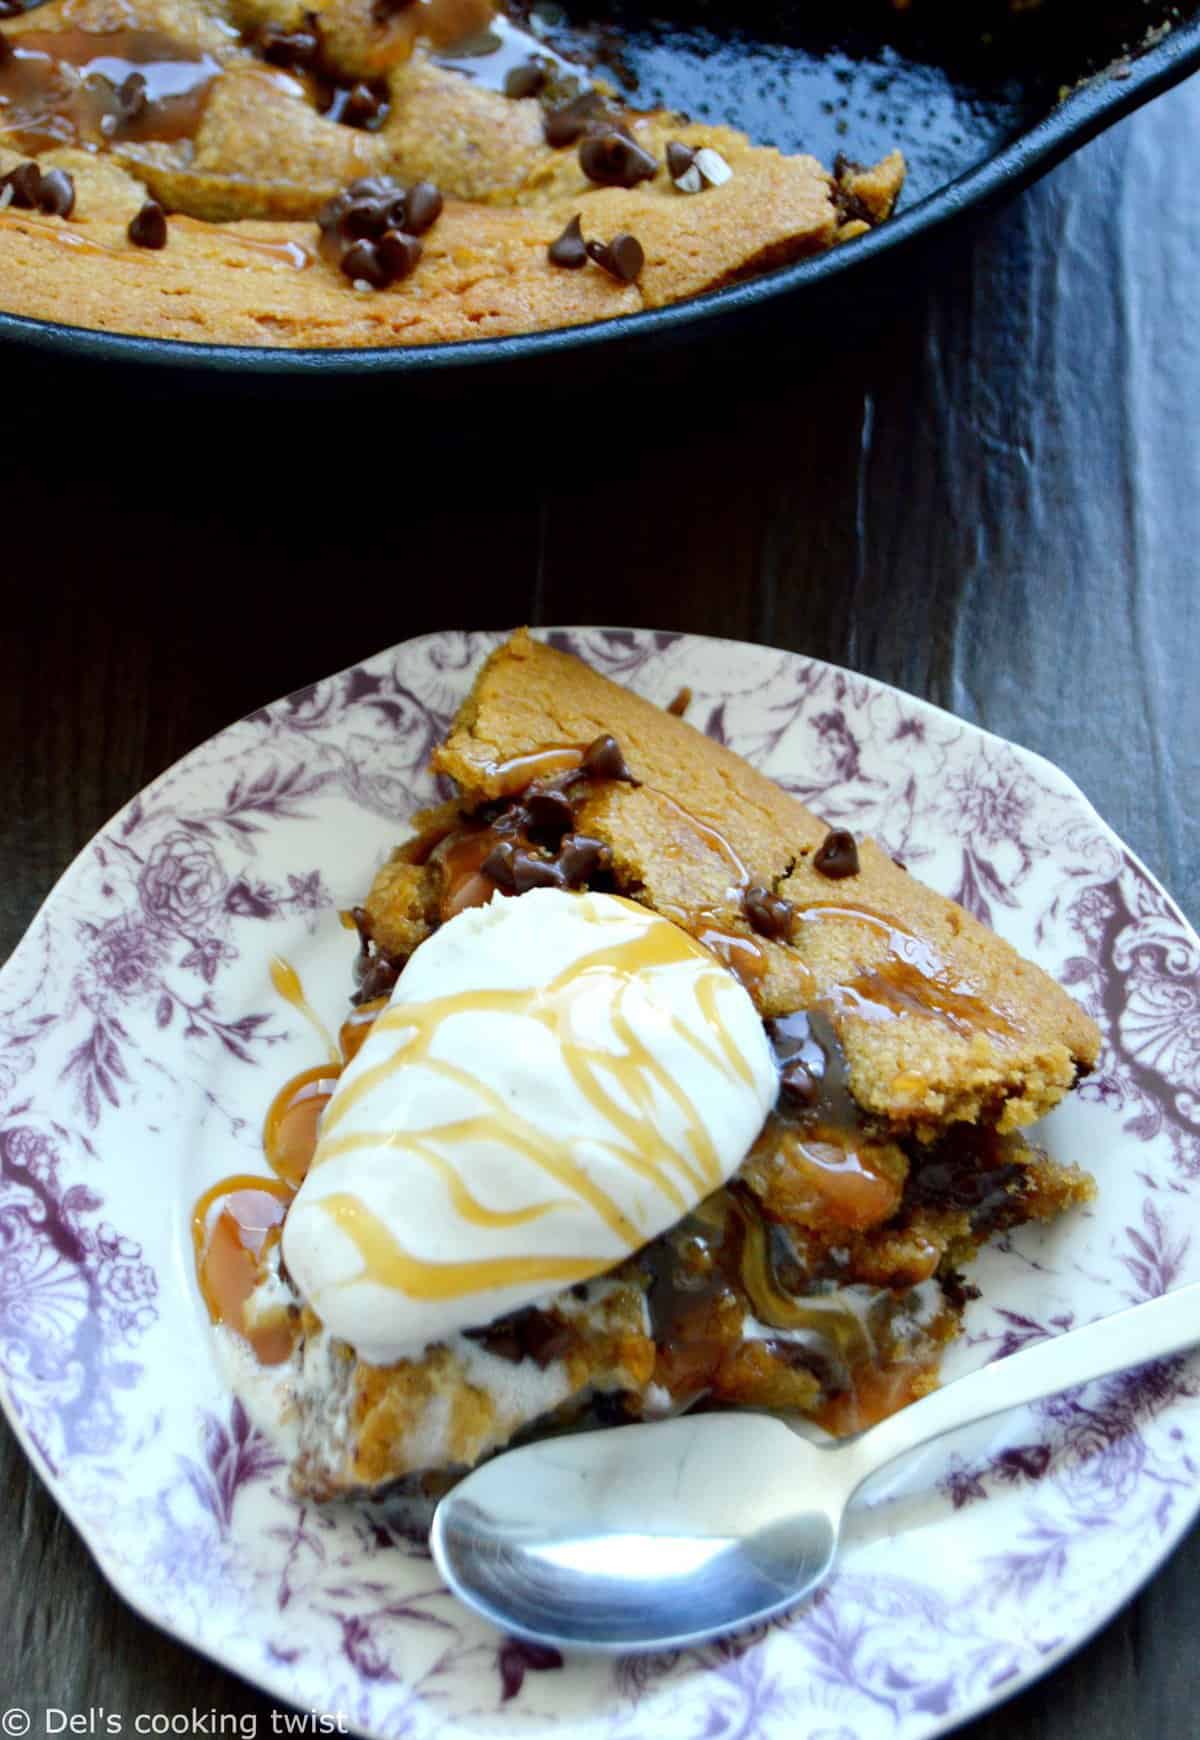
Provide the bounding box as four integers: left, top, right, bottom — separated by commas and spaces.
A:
311, 899, 759, 1303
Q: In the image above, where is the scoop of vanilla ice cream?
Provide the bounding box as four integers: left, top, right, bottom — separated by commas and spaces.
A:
282, 889, 777, 1365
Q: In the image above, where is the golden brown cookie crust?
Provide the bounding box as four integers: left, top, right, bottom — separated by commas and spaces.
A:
432, 629, 1101, 1131
0, 135, 847, 343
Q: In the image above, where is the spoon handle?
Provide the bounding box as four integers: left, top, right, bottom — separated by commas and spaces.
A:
843, 1280, 1200, 1493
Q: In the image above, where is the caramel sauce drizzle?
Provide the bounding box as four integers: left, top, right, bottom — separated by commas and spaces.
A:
194, 963, 385, 1351
317, 1130, 568, 1229
392, 0, 499, 56
173, 215, 312, 270
683, 921, 770, 992
828, 962, 1014, 1041
639, 1004, 939, 1422
270, 955, 341, 1065
0, 209, 141, 256
191, 1175, 294, 1365
435, 827, 506, 919
793, 902, 941, 971
340, 996, 388, 1063
792, 903, 1017, 1041
687, 974, 757, 1089
263, 1064, 341, 1188
0, 208, 159, 259
735, 1203, 875, 1365
311, 904, 758, 1305
636, 787, 772, 991
762, 1130, 902, 1233
478, 743, 586, 795
644, 788, 751, 897
317, 1193, 599, 1298
431, 9, 577, 92
642, 1170, 949, 1434
0, 29, 221, 150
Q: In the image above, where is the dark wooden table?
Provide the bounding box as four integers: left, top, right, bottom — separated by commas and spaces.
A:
2, 64, 1198, 1740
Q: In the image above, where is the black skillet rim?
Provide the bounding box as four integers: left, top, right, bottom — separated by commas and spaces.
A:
1, 14, 1197, 376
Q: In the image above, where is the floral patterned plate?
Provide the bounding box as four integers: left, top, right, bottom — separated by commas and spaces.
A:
1, 628, 1197, 1740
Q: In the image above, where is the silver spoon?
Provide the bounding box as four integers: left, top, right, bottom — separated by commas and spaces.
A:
430, 1282, 1200, 1653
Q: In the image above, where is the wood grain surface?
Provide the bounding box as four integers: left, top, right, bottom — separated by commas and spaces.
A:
1, 66, 1197, 1740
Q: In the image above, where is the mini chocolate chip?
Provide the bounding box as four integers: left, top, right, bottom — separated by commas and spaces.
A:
608, 233, 643, 280
258, 23, 320, 69
342, 196, 393, 239
116, 70, 147, 123
353, 954, 399, 1003
518, 1310, 572, 1368
377, 227, 422, 280
579, 129, 657, 188
340, 81, 386, 129
666, 139, 696, 180
405, 180, 442, 234
464, 1319, 522, 1363
813, 828, 860, 880
767, 1011, 828, 1096
317, 190, 351, 236
319, 179, 409, 250
526, 785, 575, 837
586, 232, 643, 283
779, 1059, 820, 1104
340, 237, 389, 287
510, 849, 568, 894
4, 161, 42, 209
547, 212, 587, 269
543, 90, 604, 147
556, 834, 612, 885
744, 885, 795, 941
504, 57, 547, 100
127, 200, 167, 249
481, 840, 517, 890
346, 175, 404, 202
37, 168, 75, 218
666, 686, 691, 717
382, 192, 413, 229
491, 800, 530, 836
467, 1307, 571, 1368
583, 733, 634, 782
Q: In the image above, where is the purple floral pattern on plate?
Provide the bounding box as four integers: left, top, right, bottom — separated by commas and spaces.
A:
0, 627, 1198, 1740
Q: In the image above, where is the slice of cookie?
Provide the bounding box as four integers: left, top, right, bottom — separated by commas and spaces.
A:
421, 629, 1100, 1132
266, 631, 1100, 1500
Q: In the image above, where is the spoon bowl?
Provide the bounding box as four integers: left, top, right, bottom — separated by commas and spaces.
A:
431, 1413, 845, 1651
431, 1282, 1200, 1653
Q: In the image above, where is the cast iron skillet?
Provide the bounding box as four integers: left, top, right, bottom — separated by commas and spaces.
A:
1, 0, 1197, 378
